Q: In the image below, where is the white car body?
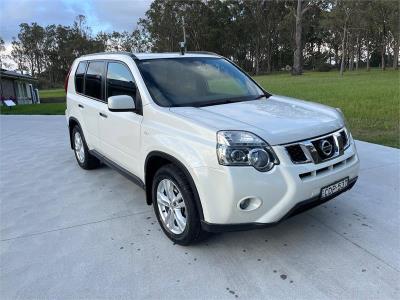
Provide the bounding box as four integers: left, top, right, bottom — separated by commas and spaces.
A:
66, 52, 359, 235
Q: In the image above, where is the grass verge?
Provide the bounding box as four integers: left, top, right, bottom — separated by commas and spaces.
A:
0, 103, 66, 115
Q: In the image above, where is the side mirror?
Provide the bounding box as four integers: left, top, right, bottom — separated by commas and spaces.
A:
108, 95, 135, 112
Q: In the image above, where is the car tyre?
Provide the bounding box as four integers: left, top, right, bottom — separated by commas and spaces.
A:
152, 164, 207, 245
72, 125, 100, 170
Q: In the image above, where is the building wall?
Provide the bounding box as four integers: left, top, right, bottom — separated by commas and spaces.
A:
0, 78, 17, 100
16, 81, 33, 104
0, 78, 35, 104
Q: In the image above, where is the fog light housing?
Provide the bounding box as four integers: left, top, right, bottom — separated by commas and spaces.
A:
238, 197, 262, 211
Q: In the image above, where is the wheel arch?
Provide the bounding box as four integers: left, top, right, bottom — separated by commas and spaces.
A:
68, 117, 82, 149
144, 151, 204, 221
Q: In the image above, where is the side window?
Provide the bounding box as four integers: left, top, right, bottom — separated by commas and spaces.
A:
85, 61, 104, 100
75, 61, 86, 94
106, 62, 136, 101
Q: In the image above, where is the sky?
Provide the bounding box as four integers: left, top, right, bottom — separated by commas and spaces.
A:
0, 0, 152, 42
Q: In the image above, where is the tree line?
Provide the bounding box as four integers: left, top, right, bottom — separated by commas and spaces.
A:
0, 0, 398, 88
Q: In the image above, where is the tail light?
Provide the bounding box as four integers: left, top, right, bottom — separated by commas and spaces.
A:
64, 66, 72, 93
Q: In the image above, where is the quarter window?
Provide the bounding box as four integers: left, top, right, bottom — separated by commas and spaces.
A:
106, 62, 136, 101
75, 62, 86, 94
85, 61, 104, 100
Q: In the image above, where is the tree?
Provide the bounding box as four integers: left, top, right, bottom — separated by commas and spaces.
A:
131, 26, 152, 52
6, 2, 398, 87
10, 39, 28, 73
302, 2, 330, 70
324, 0, 356, 76
388, 1, 400, 69
75, 15, 88, 36
340, 6, 351, 75
292, 0, 313, 75
10, 16, 106, 86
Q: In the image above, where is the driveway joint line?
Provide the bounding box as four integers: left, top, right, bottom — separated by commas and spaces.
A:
1, 210, 152, 242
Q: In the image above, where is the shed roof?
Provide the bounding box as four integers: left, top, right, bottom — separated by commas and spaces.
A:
0, 69, 37, 81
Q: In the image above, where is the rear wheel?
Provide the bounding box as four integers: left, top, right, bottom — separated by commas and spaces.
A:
72, 126, 100, 170
152, 164, 206, 245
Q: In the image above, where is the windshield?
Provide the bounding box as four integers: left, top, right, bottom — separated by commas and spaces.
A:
136, 57, 266, 107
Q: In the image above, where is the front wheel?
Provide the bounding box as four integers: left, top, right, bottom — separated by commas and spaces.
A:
152, 164, 206, 245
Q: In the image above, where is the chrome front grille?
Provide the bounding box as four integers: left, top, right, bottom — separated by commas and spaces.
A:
340, 130, 348, 146
285, 128, 350, 164
298, 154, 356, 180
286, 144, 308, 163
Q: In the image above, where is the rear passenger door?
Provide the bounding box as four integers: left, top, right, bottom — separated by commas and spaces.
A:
98, 61, 143, 176
76, 60, 106, 150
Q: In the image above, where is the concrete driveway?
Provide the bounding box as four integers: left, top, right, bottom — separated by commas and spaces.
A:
0, 115, 399, 299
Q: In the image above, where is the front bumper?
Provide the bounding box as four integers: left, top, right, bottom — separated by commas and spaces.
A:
201, 176, 357, 232
192, 140, 360, 231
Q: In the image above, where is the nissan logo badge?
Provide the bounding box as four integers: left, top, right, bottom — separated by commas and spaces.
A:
320, 139, 333, 156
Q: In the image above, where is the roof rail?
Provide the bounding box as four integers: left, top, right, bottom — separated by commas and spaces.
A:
80, 51, 138, 60
79, 51, 220, 60
186, 51, 220, 57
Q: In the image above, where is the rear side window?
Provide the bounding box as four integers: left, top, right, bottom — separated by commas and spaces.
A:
75, 62, 86, 94
106, 62, 136, 101
85, 61, 104, 100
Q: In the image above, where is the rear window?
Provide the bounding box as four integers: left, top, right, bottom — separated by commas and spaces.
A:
75, 62, 86, 94
85, 61, 104, 100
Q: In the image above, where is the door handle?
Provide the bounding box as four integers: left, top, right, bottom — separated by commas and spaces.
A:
99, 112, 108, 118
78, 104, 84, 108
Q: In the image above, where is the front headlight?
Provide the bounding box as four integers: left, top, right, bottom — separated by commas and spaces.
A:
216, 131, 279, 172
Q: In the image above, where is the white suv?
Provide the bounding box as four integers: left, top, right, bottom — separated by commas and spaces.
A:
66, 52, 359, 245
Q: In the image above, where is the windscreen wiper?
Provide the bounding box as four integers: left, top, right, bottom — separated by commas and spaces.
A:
192, 97, 247, 107
184, 94, 270, 108
253, 93, 270, 100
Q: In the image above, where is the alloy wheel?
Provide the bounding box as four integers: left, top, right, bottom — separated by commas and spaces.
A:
156, 179, 187, 234
74, 131, 85, 163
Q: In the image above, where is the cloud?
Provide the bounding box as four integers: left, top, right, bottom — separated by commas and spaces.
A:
0, 0, 151, 41
2, 42, 16, 69
87, 0, 151, 33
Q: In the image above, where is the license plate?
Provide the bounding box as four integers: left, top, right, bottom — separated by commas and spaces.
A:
321, 177, 349, 199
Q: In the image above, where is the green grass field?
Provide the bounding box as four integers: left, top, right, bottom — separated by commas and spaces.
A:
1, 69, 398, 147
0, 103, 66, 115
255, 69, 399, 148
39, 88, 66, 99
